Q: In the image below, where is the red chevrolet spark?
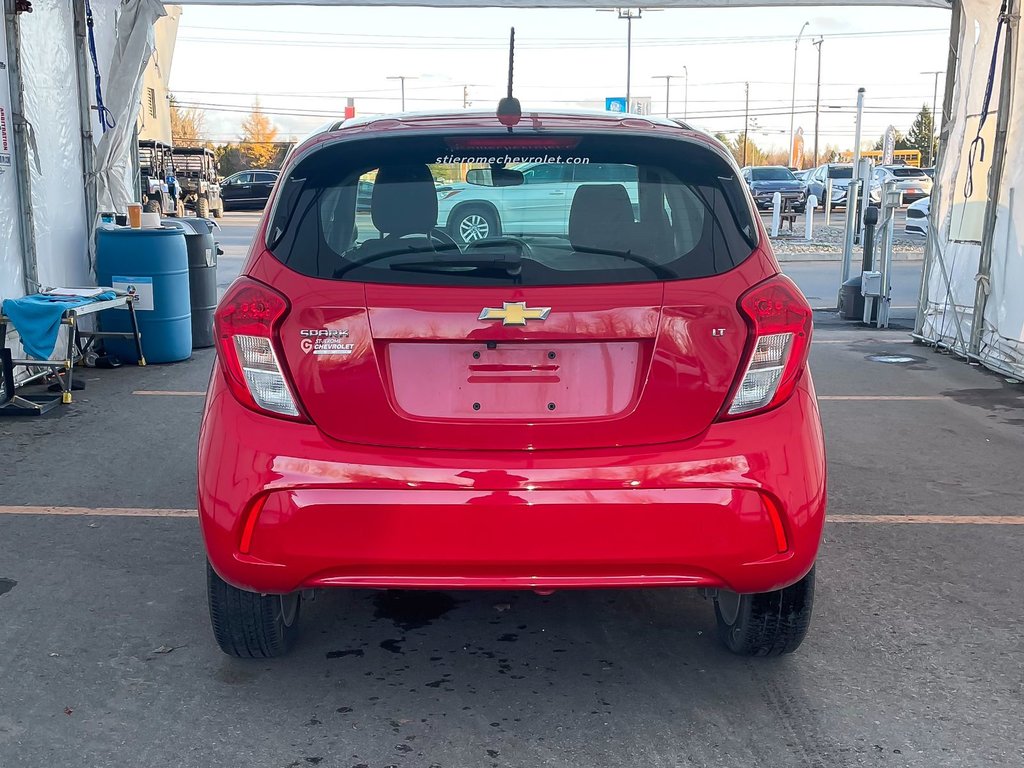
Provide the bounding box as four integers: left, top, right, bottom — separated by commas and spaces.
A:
198, 110, 826, 659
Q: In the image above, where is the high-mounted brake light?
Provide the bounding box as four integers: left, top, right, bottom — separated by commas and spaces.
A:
445, 137, 581, 151
722, 275, 812, 419
215, 278, 304, 420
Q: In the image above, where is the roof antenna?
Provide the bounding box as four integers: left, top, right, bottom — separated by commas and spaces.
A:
496, 27, 521, 132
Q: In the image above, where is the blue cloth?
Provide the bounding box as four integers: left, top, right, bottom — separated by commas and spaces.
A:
2, 291, 117, 360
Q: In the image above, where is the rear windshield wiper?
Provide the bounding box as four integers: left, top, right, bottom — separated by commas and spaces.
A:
562, 245, 675, 280
333, 241, 464, 278
388, 253, 523, 280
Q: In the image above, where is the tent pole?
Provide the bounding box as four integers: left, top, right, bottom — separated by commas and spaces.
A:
3, 0, 39, 295
969, 0, 1019, 356
915, 0, 964, 336
72, 0, 98, 271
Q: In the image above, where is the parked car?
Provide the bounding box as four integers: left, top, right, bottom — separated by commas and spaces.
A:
905, 196, 929, 236
873, 165, 933, 204
740, 166, 807, 212
805, 163, 882, 210
198, 109, 826, 660
171, 147, 223, 218
435, 162, 639, 243
356, 179, 374, 212
138, 140, 180, 216
220, 169, 280, 211
920, 167, 935, 179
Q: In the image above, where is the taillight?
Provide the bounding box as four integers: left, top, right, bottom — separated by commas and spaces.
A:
215, 277, 304, 421
722, 274, 812, 419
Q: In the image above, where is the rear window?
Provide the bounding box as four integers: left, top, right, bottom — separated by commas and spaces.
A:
888, 167, 927, 178
750, 167, 795, 181
267, 132, 758, 287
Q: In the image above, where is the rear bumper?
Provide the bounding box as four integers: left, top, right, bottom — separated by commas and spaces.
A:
198, 372, 827, 595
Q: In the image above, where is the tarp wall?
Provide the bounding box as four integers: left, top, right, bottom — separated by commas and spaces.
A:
21, 0, 91, 290
0, 15, 24, 302
918, 0, 1023, 377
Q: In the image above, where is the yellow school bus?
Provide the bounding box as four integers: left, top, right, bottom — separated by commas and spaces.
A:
862, 149, 922, 167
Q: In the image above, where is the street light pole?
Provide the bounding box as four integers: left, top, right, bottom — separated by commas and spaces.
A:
921, 70, 944, 166
743, 82, 750, 166
813, 37, 823, 167
386, 75, 416, 111
789, 21, 810, 167
653, 74, 684, 118
682, 65, 688, 120
600, 8, 652, 113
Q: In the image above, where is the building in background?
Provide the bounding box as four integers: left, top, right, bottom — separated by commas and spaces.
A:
137, 5, 181, 145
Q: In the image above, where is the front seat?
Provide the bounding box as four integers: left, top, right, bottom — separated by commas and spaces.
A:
356, 165, 441, 258
568, 184, 637, 255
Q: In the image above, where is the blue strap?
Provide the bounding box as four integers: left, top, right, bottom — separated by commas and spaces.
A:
965, 0, 1008, 199
85, 0, 115, 133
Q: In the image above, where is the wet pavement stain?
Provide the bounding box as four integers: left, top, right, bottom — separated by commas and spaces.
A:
372, 590, 458, 631
325, 649, 365, 659
0, 578, 16, 597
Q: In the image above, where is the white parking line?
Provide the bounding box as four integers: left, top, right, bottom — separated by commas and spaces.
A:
813, 338, 915, 344
132, 390, 206, 396
817, 395, 946, 401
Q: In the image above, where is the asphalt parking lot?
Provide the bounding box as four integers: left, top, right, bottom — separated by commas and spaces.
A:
2, 215, 1022, 768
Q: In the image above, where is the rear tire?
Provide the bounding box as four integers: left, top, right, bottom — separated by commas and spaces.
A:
449, 206, 499, 244
714, 567, 815, 657
211, 203, 223, 219
196, 197, 211, 218
207, 562, 301, 658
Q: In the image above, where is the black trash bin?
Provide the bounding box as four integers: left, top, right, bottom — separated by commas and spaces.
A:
165, 218, 219, 348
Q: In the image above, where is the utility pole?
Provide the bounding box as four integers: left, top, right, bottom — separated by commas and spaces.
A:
387, 75, 416, 111
682, 65, 688, 119
789, 21, 810, 167
921, 70, 944, 166
813, 37, 823, 167
462, 85, 470, 109
743, 82, 750, 167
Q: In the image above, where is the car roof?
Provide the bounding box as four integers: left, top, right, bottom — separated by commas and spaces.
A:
288, 109, 716, 161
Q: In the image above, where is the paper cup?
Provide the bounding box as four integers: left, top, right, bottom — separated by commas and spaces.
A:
140, 212, 162, 229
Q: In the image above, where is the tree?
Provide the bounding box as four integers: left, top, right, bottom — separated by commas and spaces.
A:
872, 129, 911, 152
170, 96, 205, 147
240, 98, 280, 168
906, 104, 937, 163
215, 143, 246, 177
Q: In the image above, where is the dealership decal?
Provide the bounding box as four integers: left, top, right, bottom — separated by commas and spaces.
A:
299, 328, 354, 356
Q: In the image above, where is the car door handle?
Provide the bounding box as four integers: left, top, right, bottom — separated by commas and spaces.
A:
548, 191, 565, 196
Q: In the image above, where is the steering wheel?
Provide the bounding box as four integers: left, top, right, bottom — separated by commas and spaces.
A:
392, 228, 461, 251
464, 235, 534, 259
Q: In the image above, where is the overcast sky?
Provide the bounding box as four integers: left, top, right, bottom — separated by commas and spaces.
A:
169, 3, 951, 154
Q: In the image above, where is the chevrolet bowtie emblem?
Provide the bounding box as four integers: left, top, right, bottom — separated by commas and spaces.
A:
478, 302, 551, 326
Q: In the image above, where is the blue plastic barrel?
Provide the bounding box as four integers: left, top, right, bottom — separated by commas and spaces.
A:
95, 227, 192, 363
